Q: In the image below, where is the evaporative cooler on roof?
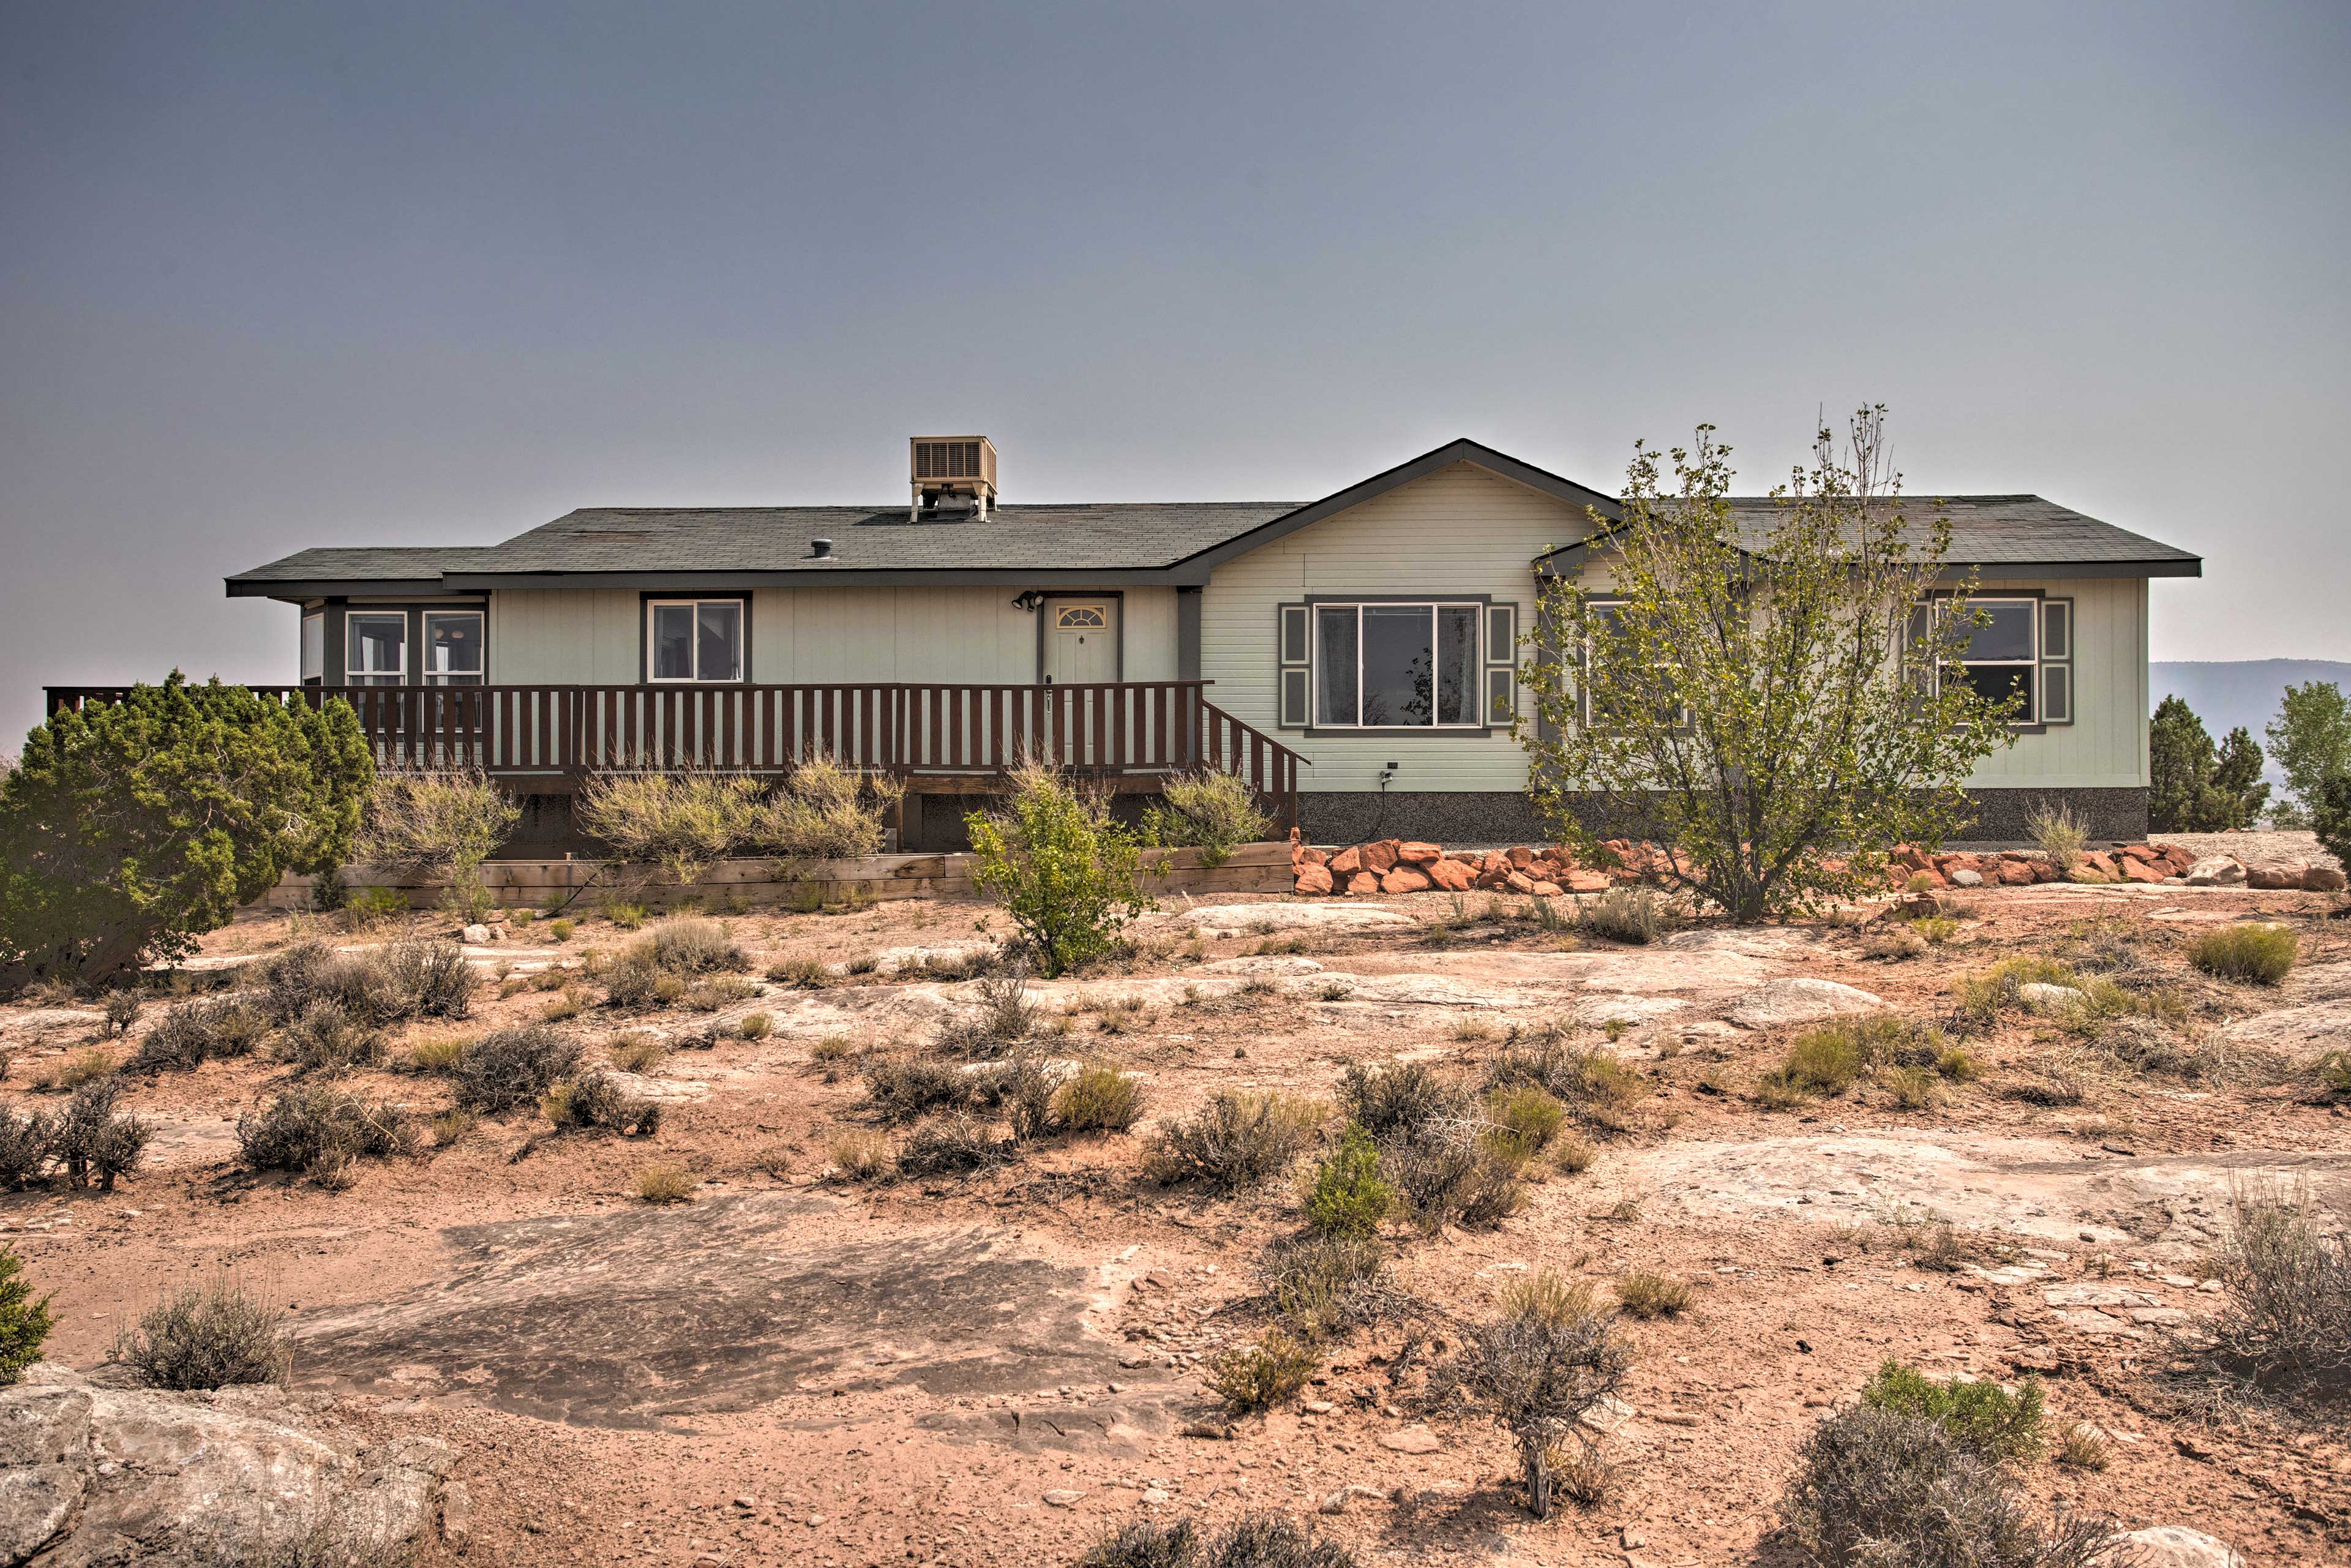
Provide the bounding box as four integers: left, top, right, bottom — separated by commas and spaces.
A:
910, 435, 997, 519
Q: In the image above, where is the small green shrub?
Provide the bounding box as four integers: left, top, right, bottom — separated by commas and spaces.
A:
548, 918, 576, 942
32, 1048, 118, 1094
1204, 1329, 1318, 1411
634, 917, 746, 975
765, 956, 833, 989
340, 885, 408, 930
1485, 1086, 1565, 1161
1614, 1270, 1690, 1319
864, 1056, 975, 1123
607, 1031, 667, 1073
1580, 887, 1663, 944
1881, 1064, 1943, 1111
1145, 1092, 1321, 1192
1140, 770, 1273, 868
1052, 1065, 1145, 1134
1302, 1123, 1392, 1237
964, 761, 1153, 977
680, 976, 756, 1011
1501, 1269, 1597, 1329
1550, 1132, 1597, 1175
1861, 1359, 2045, 1462
737, 1011, 773, 1040
1261, 1232, 1390, 1343
1483, 1030, 1647, 1129
2188, 923, 2298, 985
114, 1278, 290, 1390
543, 1068, 661, 1136
2022, 801, 2087, 874
0, 1247, 54, 1383
451, 1025, 583, 1114
405, 1035, 468, 1073
636, 1163, 696, 1203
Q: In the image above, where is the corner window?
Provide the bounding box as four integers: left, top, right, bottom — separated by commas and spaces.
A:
1947, 599, 2038, 724
346, 612, 407, 686
300, 612, 324, 688
648, 598, 744, 683
422, 611, 485, 686
1311, 602, 1482, 727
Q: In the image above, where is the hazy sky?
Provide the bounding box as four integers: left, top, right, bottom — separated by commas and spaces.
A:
4, 2, 2347, 743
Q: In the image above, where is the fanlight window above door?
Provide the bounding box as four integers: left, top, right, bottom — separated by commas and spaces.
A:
1055, 606, 1108, 629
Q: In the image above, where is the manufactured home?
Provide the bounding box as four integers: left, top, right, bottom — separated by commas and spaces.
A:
49, 437, 2201, 850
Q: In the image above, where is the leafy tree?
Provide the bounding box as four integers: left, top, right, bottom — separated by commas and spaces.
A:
2150, 696, 2270, 831
1518, 409, 2016, 923
0, 677, 371, 988
0, 1245, 53, 1384
2313, 774, 2351, 889
2265, 681, 2351, 827
965, 761, 1153, 977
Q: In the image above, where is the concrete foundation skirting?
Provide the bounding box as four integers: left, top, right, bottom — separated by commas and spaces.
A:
259, 841, 1295, 912
1294, 786, 2150, 848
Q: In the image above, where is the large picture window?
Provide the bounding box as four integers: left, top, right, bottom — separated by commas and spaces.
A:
1311, 602, 1482, 728
345, 612, 407, 686
647, 598, 744, 683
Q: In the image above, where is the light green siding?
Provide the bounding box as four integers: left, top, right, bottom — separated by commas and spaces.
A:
1962, 576, 2148, 789
1200, 462, 1596, 793
484, 584, 1182, 686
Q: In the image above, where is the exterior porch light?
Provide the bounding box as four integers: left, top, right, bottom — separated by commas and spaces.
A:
1011, 590, 1046, 613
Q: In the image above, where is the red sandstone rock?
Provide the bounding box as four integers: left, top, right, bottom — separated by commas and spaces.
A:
1504, 870, 1538, 894
1328, 846, 1363, 876
2120, 858, 2164, 884
1506, 846, 1535, 869
2303, 865, 2347, 892
1344, 871, 1381, 896
1294, 864, 1334, 895
1527, 880, 1564, 898
1998, 860, 2037, 885
1300, 847, 1329, 866
1396, 841, 1442, 867
1381, 868, 1433, 895
1427, 858, 1474, 891
1362, 840, 1401, 874
1564, 870, 1611, 894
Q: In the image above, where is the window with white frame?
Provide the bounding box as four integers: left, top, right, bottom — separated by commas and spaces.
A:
345, 612, 407, 686
1310, 602, 1482, 727
647, 598, 744, 683
1946, 599, 2039, 724
422, 610, 485, 686
300, 612, 324, 687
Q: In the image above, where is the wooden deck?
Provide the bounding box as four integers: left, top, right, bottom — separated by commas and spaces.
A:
43, 679, 1307, 827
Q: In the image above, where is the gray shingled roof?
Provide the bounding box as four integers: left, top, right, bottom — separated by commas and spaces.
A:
226, 450, 2198, 593
463, 503, 1298, 575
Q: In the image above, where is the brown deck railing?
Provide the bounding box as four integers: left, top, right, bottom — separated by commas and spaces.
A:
43, 680, 1307, 827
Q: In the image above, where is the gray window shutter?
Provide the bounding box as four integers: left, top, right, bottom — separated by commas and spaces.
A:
1277, 603, 1310, 728
2040, 599, 2073, 724
1483, 603, 1518, 726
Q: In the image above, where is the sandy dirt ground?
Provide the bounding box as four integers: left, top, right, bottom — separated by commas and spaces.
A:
2, 846, 2347, 1567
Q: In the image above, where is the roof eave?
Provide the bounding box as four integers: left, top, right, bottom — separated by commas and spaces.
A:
224, 576, 464, 599
437, 565, 1214, 591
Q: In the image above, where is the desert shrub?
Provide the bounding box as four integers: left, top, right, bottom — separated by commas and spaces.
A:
2023, 800, 2087, 874
600, 956, 669, 1009
896, 1112, 1013, 1177
0, 1110, 52, 1189
970, 1051, 1056, 1142
865, 1056, 976, 1123
634, 917, 746, 975
1614, 1271, 1690, 1319
340, 885, 407, 931
1937, 1046, 1982, 1082
280, 1001, 387, 1074
1079, 1513, 1356, 1568
1551, 1133, 1597, 1175
103, 990, 142, 1038
2188, 923, 2298, 985
765, 956, 833, 989
256, 937, 474, 1026
1144, 1092, 1319, 1192
753, 754, 903, 863
1204, 1329, 1318, 1412
1303, 1123, 1393, 1238
1484, 1086, 1565, 1161
965, 761, 1153, 977
1384, 1125, 1524, 1233
577, 770, 765, 883
354, 770, 519, 921
737, 1011, 773, 1040
50, 1079, 150, 1190
452, 1025, 583, 1114
1952, 955, 2079, 1026
607, 1031, 667, 1073
1772, 1029, 1864, 1098
381, 937, 478, 1019
0, 676, 370, 988
1336, 1061, 1471, 1145
1779, 1406, 2108, 1568
1140, 770, 1272, 869
32, 1048, 118, 1094
405, 1035, 467, 1073
1261, 1232, 1393, 1343
548, 917, 576, 942
2056, 1424, 2109, 1472
544, 1069, 661, 1136
2203, 1182, 2350, 1393
680, 977, 755, 1011
1881, 1064, 1943, 1111
827, 1131, 891, 1180
1501, 1269, 1597, 1330
429, 1109, 476, 1146
1861, 1359, 2045, 1461
131, 995, 270, 1073
114, 1278, 290, 1390
1483, 1031, 1647, 1129
1427, 1305, 1632, 1519
236, 1085, 416, 1177
1052, 1065, 1145, 1134
0, 1247, 54, 1384
636, 1163, 696, 1203
1579, 888, 1663, 945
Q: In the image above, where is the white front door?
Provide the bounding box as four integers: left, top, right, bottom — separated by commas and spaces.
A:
1044, 599, 1119, 685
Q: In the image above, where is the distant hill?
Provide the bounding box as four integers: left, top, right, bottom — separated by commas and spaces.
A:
2150, 659, 2351, 784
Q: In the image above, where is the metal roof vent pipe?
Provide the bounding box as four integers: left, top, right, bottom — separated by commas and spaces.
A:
809, 538, 834, 559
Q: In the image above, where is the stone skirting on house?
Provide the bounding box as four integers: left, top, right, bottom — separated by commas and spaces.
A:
1295, 787, 2150, 849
